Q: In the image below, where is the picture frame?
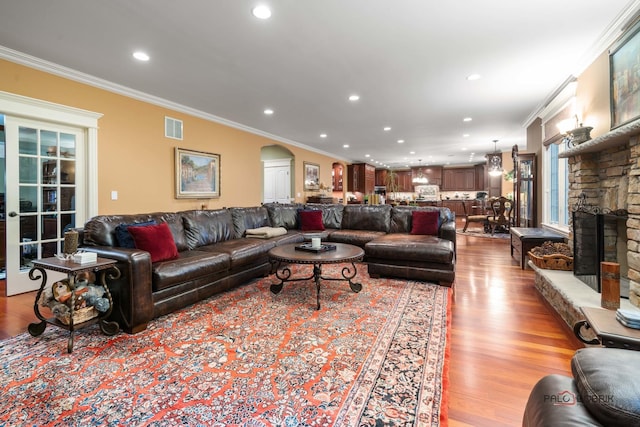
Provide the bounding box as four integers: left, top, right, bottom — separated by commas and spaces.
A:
610, 20, 640, 129
175, 147, 220, 198
303, 162, 320, 191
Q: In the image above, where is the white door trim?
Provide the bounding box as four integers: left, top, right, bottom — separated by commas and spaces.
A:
0, 91, 102, 218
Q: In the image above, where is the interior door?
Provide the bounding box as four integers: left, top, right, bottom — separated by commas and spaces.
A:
4, 117, 85, 295
263, 159, 291, 204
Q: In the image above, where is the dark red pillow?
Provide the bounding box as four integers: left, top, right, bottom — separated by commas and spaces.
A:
128, 222, 179, 262
299, 210, 325, 231
410, 210, 440, 235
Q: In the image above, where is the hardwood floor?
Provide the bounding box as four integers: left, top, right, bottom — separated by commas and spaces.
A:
0, 224, 581, 426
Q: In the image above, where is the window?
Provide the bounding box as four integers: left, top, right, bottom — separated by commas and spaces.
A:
543, 142, 569, 231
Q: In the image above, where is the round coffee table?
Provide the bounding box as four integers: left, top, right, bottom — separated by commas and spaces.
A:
268, 242, 364, 309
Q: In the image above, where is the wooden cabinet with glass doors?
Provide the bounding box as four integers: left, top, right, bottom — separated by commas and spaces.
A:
512, 146, 536, 227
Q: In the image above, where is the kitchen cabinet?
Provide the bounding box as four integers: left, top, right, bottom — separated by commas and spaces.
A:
332, 163, 344, 192
513, 149, 536, 227
375, 169, 387, 186
441, 200, 475, 217
396, 170, 413, 192
442, 168, 476, 191
347, 163, 375, 193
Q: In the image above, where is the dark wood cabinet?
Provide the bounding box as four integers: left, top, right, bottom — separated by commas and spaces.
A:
332, 163, 344, 192
442, 168, 476, 191
375, 169, 387, 186
513, 150, 536, 227
396, 170, 413, 192
347, 163, 375, 193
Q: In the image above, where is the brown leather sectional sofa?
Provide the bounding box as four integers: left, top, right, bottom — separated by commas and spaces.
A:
80, 203, 456, 333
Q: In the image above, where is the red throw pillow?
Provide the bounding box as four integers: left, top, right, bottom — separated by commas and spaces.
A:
299, 210, 325, 231
128, 222, 179, 262
410, 210, 440, 235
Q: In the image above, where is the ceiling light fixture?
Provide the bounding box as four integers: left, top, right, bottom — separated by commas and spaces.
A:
397, 139, 404, 143
467, 74, 481, 81
263, 108, 274, 115
348, 94, 360, 101
412, 159, 429, 185
463, 117, 473, 122
252, 5, 272, 19
383, 127, 391, 131
132, 51, 150, 61
487, 140, 503, 177
320, 133, 327, 138
343, 144, 349, 148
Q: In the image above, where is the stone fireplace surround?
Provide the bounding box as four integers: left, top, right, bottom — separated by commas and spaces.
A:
534, 119, 640, 329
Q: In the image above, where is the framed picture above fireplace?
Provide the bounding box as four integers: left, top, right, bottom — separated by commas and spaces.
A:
610, 20, 640, 129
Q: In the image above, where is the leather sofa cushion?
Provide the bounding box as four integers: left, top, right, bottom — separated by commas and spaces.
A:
152, 250, 230, 292
305, 203, 344, 229
230, 207, 271, 238
523, 374, 603, 427
365, 234, 454, 264
341, 205, 391, 232
182, 209, 235, 249
390, 206, 453, 234
147, 212, 189, 252
264, 203, 304, 229
83, 214, 155, 247
200, 238, 276, 269
572, 347, 640, 426
329, 230, 386, 247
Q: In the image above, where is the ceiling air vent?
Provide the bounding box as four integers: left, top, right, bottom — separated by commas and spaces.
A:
165, 116, 183, 140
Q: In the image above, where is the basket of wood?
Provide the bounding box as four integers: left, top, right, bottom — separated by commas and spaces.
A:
528, 241, 573, 271
56, 306, 99, 326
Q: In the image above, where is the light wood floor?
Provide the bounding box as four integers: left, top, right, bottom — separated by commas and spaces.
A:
0, 225, 581, 426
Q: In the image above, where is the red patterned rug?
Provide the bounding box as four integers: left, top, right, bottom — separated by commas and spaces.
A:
0, 264, 451, 426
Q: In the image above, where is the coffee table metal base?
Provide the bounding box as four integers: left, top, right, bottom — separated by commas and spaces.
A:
270, 261, 362, 310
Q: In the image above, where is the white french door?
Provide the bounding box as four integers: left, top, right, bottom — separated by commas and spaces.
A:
4, 118, 86, 294
0, 91, 101, 296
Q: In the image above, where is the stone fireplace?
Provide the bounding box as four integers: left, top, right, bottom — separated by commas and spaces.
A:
561, 120, 640, 308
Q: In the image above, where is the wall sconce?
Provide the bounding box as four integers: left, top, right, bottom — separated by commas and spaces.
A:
487, 140, 503, 177
558, 115, 593, 147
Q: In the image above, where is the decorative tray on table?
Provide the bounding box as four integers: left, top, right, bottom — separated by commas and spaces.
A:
295, 243, 337, 253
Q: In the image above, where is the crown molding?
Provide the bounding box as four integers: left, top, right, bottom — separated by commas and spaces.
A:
0, 45, 350, 163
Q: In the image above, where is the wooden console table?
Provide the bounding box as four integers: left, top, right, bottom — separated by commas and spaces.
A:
510, 227, 566, 269
574, 306, 640, 351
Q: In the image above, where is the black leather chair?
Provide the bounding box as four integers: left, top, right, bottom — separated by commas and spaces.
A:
523, 347, 640, 426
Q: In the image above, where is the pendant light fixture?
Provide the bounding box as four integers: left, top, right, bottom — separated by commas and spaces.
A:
487, 140, 503, 177
412, 159, 429, 184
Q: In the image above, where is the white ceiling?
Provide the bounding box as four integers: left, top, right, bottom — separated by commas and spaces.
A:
1, 0, 639, 167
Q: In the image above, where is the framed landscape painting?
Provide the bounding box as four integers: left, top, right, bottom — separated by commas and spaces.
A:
610, 20, 640, 129
175, 147, 220, 198
303, 162, 320, 191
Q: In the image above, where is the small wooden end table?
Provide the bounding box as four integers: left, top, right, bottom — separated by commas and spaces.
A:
28, 257, 121, 353
574, 306, 640, 351
510, 227, 566, 269
268, 242, 364, 310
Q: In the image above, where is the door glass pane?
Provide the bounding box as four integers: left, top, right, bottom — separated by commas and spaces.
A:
60, 159, 75, 184
20, 242, 38, 267
20, 216, 37, 241
61, 213, 74, 232
19, 157, 38, 184
42, 214, 57, 240
41, 241, 58, 259
60, 187, 75, 211
41, 159, 57, 184
40, 130, 58, 156
18, 127, 37, 155
60, 132, 76, 159
42, 187, 57, 211
19, 186, 36, 212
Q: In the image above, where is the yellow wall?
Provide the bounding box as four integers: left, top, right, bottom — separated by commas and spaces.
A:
0, 59, 338, 214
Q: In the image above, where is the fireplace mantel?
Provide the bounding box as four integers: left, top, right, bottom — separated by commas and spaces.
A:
560, 118, 640, 158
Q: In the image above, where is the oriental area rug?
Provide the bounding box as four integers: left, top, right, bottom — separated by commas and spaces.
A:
0, 264, 451, 427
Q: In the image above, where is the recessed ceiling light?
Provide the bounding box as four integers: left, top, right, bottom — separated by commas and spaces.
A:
462, 147, 467, 151
397, 139, 404, 143
466, 74, 481, 81
365, 154, 370, 157
383, 126, 391, 131
348, 94, 360, 101
463, 117, 472, 122
133, 51, 150, 61
263, 108, 274, 115
343, 144, 349, 148
320, 133, 327, 138
252, 5, 272, 19
409, 151, 415, 155
463, 133, 470, 137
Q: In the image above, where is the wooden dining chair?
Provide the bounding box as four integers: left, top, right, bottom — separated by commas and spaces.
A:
462, 199, 490, 232
487, 196, 513, 235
